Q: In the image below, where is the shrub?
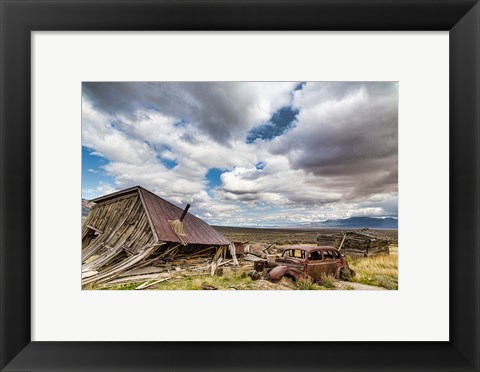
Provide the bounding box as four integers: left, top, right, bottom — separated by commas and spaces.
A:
318, 274, 336, 288
294, 278, 317, 290
339, 267, 354, 281
374, 275, 398, 290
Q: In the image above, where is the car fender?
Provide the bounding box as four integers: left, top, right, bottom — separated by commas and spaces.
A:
335, 266, 343, 279
266, 265, 305, 282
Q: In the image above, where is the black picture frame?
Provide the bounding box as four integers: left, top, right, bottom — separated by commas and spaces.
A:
1, 1, 479, 371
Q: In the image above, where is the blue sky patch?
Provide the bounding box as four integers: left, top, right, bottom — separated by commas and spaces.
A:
246, 105, 299, 144
82, 146, 115, 198
153, 145, 177, 169
294, 82, 306, 91
206, 168, 224, 189
174, 119, 189, 127
156, 155, 178, 169
255, 162, 266, 170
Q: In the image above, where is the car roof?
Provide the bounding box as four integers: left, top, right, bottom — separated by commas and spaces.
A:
285, 245, 338, 253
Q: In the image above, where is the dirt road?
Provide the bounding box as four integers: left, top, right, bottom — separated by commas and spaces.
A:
334, 280, 386, 290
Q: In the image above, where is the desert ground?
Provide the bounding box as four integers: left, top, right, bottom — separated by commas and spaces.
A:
215, 225, 398, 244
88, 226, 398, 291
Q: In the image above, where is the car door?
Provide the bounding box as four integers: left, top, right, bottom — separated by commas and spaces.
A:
306, 249, 329, 280
321, 249, 338, 276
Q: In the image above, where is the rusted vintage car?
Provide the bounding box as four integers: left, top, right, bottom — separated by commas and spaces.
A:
264, 245, 355, 282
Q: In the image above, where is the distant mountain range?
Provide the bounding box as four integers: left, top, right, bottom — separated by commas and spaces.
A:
310, 217, 398, 229
81, 198, 397, 229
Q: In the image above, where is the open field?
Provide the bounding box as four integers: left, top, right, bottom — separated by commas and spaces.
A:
348, 244, 398, 289
88, 226, 398, 290
214, 225, 398, 245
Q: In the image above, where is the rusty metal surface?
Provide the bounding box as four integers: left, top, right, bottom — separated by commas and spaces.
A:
266, 265, 305, 281
233, 242, 246, 255
265, 266, 288, 281
265, 246, 352, 282
92, 186, 230, 246
138, 187, 230, 246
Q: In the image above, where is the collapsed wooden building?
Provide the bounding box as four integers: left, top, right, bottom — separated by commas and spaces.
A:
82, 186, 234, 286
316, 228, 394, 257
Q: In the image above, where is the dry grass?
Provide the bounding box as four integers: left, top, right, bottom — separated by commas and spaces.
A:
294, 278, 317, 290
347, 244, 398, 289
94, 267, 275, 290
89, 267, 335, 291
318, 273, 336, 289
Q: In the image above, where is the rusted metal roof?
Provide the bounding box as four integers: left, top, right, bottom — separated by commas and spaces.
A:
138, 187, 230, 246
92, 186, 230, 246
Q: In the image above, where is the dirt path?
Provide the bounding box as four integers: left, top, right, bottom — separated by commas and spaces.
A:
334, 280, 386, 290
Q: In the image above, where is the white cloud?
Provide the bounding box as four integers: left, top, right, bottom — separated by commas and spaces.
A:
83, 181, 118, 200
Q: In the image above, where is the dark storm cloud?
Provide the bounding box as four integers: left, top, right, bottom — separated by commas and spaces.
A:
269, 82, 398, 200
83, 82, 294, 143
349, 167, 398, 199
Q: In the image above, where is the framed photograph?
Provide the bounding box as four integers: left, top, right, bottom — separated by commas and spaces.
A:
80, 80, 399, 292
1, 1, 479, 371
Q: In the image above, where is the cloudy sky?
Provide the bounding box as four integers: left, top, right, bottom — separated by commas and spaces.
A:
82, 82, 398, 227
